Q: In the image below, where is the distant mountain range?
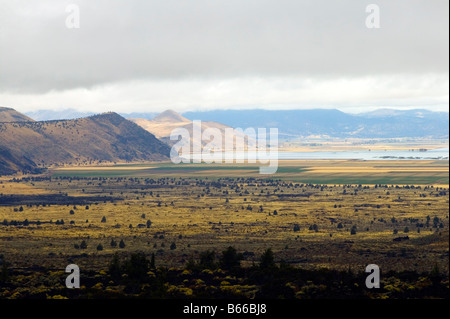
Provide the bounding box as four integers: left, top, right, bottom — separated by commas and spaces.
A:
182, 109, 449, 139
0, 108, 170, 175
1, 106, 447, 175
22, 108, 449, 139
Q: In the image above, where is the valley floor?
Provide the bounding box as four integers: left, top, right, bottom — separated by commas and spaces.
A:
0, 159, 448, 298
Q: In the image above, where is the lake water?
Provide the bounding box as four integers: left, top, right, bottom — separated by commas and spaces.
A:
188, 147, 449, 161
276, 147, 449, 160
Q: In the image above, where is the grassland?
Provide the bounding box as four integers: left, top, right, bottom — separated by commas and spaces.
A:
0, 159, 448, 299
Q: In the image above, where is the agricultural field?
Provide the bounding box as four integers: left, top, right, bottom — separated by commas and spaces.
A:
0, 159, 448, 299
51, 159, 449, 184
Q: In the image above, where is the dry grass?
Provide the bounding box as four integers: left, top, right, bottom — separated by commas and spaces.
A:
0, 182, 51, 195
0, 167, 448, 274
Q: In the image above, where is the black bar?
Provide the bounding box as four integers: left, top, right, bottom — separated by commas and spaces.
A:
1, 299, 448, 318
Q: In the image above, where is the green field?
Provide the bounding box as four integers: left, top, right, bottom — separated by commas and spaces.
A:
51, 160, 449, 185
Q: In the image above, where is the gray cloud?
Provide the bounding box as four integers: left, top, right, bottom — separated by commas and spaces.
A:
1, 0, 448, 91
1, 74, 447, 114
0, 0, 448, 112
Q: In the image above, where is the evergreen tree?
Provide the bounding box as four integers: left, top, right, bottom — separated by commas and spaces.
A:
110, 239, 117, 247
199, 250, 216, 269
260, 248, 276, 270
219, 246, 243, 271
123, 252, 149, 281
0, 262, 9, 282
108, 253, 121, 281
150, 253, 155, 269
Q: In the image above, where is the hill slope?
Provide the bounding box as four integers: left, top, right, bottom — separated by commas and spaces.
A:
130, 110, 253, 150
131, 110, 192, 140
0, 107, 34, 122
153, 109, 191, 123
0, 111, 170, 175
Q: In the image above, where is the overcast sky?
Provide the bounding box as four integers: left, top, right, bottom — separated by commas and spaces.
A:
0, 0, 448, 114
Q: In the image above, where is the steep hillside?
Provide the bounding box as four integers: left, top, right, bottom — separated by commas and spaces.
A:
131, 110, 191, 140
0, 107, 34, 122
0, 112, 171, 175
130, 110, 254, 150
